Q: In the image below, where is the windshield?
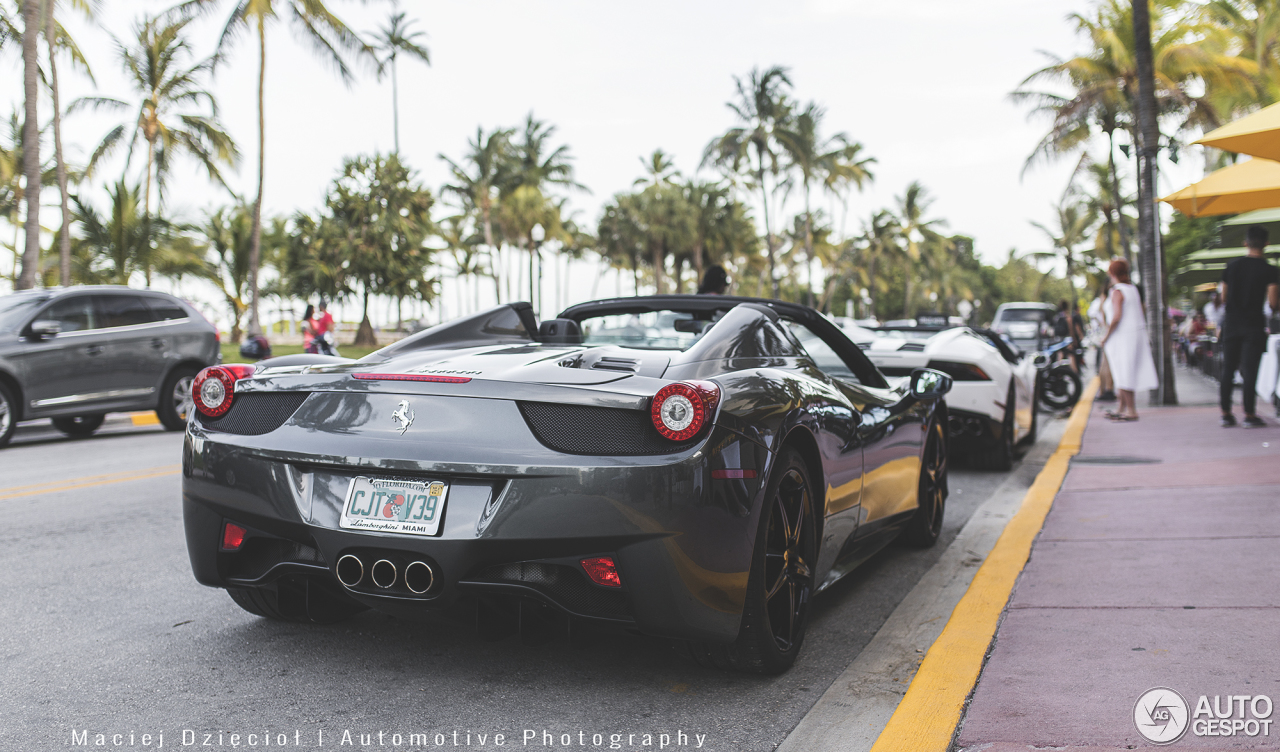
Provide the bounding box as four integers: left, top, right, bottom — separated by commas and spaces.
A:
0, 294, 46, 332
578, 311, 707, 350
998, 308, 1048, 323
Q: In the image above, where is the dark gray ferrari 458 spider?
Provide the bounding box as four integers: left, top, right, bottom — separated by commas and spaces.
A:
182, 295, 951, 674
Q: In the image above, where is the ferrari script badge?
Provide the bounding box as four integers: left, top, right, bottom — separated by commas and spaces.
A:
392, 400, 414, 435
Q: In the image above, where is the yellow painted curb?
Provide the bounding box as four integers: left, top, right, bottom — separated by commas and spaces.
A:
868, 377, 1100, 752
130, 412, 160, 426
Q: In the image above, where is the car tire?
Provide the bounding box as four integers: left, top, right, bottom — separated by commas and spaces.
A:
51, 414, 105, 437
1021, 376, 1039, 447
227, 577, 365, 624
973, 385, 1015, 471
687, 447, 817, 675
158, 365, 200, 431
900, 419, 947, 548
0, 381, 16, 448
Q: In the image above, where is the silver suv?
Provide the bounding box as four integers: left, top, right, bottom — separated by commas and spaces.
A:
0, 286, 220, 447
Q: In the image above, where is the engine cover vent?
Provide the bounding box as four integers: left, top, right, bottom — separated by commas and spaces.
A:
591, 357, 640, 373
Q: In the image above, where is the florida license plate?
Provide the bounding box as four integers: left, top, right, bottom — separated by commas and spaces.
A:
339, 477, 449, 537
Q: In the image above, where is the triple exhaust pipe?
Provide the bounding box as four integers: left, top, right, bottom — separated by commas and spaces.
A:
336, 554, 434, 594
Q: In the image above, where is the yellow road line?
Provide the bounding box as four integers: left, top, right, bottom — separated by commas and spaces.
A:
130, 412, 160, 426
0, 465, 181, 501
869, 377, 1099, 752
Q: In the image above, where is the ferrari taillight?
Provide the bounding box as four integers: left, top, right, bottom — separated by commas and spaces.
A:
192, 364, 256, 418
221, 522, 247, 551
650, 380, 720, 441
580, 557, 622, 588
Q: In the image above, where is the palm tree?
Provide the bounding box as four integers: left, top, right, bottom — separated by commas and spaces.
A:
42, 0, 97, 287
441, 126, 514, 302
79, 16, 238, 285
172, 0, 374, 336
636, 149, 680, 188
860, 209, 901, 319
505, 113, 583, 194
1030, 198, 1098, 309
896, 182, 946, 317
201, 203, 255, 342
17, 0, 40, 290
371, 12, 430, 154
70, 180, 149, 285
777, 101, 874, 307
1203, 1, 1280, 111
703, 66, 793, 298
1013, 0, 1253, 265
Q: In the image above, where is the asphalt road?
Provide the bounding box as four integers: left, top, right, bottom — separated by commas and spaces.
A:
0, 416, 1058, 752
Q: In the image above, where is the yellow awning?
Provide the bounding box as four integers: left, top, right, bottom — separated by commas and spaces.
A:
1195, 102, 1280, 162
1159, 158, 1280, 217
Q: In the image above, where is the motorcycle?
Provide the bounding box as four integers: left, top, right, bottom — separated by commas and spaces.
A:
1032, 338, 1083, 412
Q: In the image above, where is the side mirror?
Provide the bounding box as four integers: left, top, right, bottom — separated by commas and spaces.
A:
30, 320, 61, 340
909, 367, 952, 401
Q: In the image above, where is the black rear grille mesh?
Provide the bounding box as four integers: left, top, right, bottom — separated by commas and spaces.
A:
471, 562, 630, 618
517, 401, 701, 455
197, 392, 309, 436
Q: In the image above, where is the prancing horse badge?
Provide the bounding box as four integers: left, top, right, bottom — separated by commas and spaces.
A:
391, 400, 414, 435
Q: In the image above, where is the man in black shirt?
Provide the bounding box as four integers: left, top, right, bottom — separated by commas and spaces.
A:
1219, 225, 1280, 427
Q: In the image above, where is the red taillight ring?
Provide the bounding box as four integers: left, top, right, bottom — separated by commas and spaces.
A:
192, 364, 255, 418
651, 380, 721, 441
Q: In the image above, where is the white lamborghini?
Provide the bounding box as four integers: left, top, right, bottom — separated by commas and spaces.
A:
838, 322, 1040, 470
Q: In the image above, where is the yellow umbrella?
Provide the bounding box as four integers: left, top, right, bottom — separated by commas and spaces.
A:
1194, 101, 1280, 161
1159, 158, 1280, 217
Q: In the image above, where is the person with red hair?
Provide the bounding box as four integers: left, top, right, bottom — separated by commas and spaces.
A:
1098, 257, 1158, 421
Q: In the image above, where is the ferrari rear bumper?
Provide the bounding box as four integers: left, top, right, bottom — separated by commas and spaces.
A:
181, 421, 771, 643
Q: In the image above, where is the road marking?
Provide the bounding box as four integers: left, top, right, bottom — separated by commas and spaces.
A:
867, 378, 1098, 752
0, 465, 181, 501
130, 412, 160, 426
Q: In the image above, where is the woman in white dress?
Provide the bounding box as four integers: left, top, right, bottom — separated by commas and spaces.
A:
1099, 257, 1159, 421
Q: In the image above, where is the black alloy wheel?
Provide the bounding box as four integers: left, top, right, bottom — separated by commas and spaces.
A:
0, 381, 16, 448
762, 465, 815, 652
687, 447, 817, 674
51, 414, 105, 437
901, 419, 947, 548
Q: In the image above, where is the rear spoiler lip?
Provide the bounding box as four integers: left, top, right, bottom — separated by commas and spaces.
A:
234, 371, 666, 411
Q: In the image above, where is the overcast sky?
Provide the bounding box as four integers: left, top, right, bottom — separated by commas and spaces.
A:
3, 0, 1209, 312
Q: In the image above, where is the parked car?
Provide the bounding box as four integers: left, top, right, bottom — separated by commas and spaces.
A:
182, 295, 951, 674
845, 321, 1039, 470
0, 286, 220, 447
990, 302, 1057, 352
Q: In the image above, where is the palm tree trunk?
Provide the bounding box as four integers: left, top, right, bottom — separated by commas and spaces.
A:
247, 20, 267, 336
803, 182, 814, 308
755, 149, 776, 298
1132, 0, 1175, 405
391, 56, 400, 153
18, 0, 41, 290
902, 257, 914, 318
1107, 129, 1132, 263
44, 4, 72, 287
144, 139, 155, 287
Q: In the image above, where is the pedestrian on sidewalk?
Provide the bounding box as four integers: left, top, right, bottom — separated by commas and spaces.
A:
1099, 257, 1158, 421
1090, 278, 1116, 401
1218, 225, 1280, 428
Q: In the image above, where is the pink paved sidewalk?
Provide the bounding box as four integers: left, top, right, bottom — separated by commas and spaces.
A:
955, 371, 1280, 751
